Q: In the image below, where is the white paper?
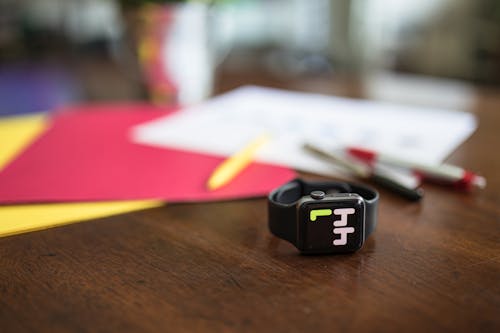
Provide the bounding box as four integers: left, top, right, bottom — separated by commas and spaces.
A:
363, 71, 476, 111
132, 86, 477, 177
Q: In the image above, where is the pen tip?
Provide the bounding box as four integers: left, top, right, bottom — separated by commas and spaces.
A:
472, 176, 487, 189
207, 176, 225, 191
206, 181, 219, 191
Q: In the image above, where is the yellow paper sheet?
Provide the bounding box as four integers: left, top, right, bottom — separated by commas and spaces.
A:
0, 114, 162, 237
0, 113, 47, 169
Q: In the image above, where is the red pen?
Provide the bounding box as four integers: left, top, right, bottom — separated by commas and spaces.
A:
304, 143, 424, 201
346, 146, 486, 190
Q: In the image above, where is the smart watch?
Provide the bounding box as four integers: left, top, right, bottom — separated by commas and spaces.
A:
268, 178, 379, 254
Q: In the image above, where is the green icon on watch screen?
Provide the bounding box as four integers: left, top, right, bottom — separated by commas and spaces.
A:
310, 209, 332, 221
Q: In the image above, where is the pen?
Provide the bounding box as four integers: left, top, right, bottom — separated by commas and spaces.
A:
304, 143, 424, 201
207, 133, 270, 191
346, 146, 486, 190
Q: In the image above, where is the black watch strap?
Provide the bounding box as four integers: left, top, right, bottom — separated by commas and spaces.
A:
268, 179, 379, 246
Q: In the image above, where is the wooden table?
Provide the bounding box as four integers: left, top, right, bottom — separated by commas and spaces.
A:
1, 70, 499, 332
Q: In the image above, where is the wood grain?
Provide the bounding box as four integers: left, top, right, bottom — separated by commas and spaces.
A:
0, 69, 499, 333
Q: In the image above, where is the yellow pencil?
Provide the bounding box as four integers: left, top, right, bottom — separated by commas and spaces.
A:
207, 133, 270, 191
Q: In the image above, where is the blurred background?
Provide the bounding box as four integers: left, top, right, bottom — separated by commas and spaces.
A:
1, 0, 499, 115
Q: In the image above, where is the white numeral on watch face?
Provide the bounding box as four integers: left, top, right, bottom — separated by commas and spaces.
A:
333, 208, 355, 245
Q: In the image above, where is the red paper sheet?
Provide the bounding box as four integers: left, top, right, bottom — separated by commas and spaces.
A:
0, 103, 295, 203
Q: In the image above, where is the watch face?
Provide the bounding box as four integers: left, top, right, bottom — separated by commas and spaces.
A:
298, 196, 365, 254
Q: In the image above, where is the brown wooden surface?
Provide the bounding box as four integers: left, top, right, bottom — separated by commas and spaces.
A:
1, 69, 499, 333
